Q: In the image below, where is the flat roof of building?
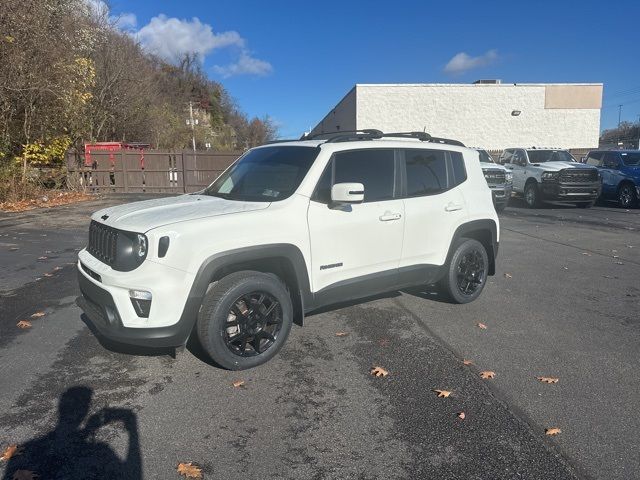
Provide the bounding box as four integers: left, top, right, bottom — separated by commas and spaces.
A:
354, 83, 603, 87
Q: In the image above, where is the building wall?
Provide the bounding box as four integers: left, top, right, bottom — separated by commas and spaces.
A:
310, 87, 357, 136
344, 83, 601, 150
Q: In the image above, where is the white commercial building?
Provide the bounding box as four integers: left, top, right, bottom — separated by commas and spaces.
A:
311, 82, 603, 150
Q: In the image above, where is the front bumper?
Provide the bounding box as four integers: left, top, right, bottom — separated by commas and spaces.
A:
77, 269, 194, 348
540, 181, 601, 202
76, 249, 198, 348
489, 184, 512, 207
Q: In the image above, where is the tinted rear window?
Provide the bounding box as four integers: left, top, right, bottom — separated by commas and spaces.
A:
404, 149, 448, 197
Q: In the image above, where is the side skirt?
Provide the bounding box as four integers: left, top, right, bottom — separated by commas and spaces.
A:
307, 264, 444, 313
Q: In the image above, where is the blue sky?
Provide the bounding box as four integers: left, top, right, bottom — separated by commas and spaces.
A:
106, 0, 640, 138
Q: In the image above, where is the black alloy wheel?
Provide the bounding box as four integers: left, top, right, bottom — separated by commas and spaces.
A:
224, 292, 283, 357
456, 249, 486, 296
196, 271, 293, 370
440, 237, 489, 304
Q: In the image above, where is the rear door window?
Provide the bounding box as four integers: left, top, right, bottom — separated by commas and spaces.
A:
403, 149, 449, 197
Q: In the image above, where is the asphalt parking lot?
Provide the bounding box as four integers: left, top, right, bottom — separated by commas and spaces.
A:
0, 195, 638, 480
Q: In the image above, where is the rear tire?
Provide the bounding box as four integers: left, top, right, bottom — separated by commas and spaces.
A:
196, 271, 293, 370
440, 238, 489, 304
618, 183, 637, 208
524, 181, 541, 208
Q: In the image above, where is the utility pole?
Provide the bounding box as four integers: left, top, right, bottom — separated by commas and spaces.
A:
618, 104, 623, 126
187, 101, 197, 153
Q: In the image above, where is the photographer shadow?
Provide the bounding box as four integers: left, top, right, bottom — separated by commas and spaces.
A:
2, 386, 141, 480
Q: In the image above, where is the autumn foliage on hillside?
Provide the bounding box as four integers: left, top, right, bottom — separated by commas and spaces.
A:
0, 0, 277, 203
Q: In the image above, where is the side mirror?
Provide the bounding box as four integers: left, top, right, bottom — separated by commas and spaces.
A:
331, 182, 364, 204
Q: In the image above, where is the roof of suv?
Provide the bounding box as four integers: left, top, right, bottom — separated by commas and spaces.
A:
259, 137, 472, 154
260, 130, 471, 154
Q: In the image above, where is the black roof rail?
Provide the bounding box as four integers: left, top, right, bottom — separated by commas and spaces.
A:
382, 131, 432, 141
426, 136, 466, 147
382, 132, 465, 147
305, 129, 384, 142
262, 138, 305, 145
274, 129, 465, 147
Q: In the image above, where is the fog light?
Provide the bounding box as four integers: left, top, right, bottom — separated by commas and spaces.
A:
129, 290, 152, 318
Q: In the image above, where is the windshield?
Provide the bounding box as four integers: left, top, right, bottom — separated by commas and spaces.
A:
476, 150, 495, 163
621, 152, 640, 166
203, 146, 319, 202
526, 150, 576, 164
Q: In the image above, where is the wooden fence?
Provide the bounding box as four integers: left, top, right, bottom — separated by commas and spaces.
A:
66, 150, 242, 194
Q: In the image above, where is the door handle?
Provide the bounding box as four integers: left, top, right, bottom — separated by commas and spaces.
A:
444, 203, 463, 212
379, 212, 402, 221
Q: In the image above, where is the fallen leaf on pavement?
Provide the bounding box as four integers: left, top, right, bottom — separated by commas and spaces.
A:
370, 366, 389, 378
378, 338, 390, 347
232, 380, 245, 388
177, 463, 202, 479
462, 359, 474, 366
37, 256, 47, 260
457, 412, 466, 420
480, 371, 496, 379
434, 389, 452, 398
31, 312, 45, 318
53, 266, 62, 271
1, 444, 24, 461
562, 266, 568, 270
12, 470, 38, 480
43, 273, 53, 277
537, 376, 559, 384
476, 322, 487, 330
16, 321, 32, 329
545, 427, 561, 436
335, 332, 349, 337
503, 273, 512, 278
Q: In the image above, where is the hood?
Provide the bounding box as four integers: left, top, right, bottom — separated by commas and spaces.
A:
529, 161, 596, 172
91, 194, 270, 232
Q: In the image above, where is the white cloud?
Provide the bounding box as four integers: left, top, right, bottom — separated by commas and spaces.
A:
83, 3, 273, 78
136, 14, 244, 62
113, 12, 137, 30
444, 49, 499, 75
84, 0, 136, 30
213, 52, 273, 78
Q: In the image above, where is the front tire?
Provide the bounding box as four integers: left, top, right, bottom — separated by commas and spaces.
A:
618, 183, 637, 208
440, 238, 489, 304
524, 181, 541, 208
196, 271, 293, 370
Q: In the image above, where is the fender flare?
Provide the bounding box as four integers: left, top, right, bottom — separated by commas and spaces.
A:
177, 244, 312, 339
445, 219, 499, 276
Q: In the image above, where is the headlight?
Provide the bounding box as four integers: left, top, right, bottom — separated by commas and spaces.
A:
135, 233, 147, 258
505, 172, 513, 183
542, 172, 558, 181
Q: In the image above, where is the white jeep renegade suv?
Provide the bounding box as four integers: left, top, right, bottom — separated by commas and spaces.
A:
77, 130, 499, 370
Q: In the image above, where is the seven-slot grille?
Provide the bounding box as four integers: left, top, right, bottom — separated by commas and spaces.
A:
559, 169, 598, 183
483, 169, 506, 185
87, 220, 118, 265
